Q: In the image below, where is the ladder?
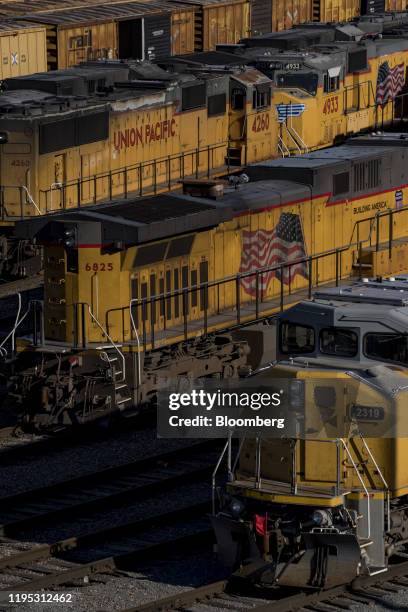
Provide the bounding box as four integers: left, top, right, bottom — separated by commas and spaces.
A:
100, 347, 133, 410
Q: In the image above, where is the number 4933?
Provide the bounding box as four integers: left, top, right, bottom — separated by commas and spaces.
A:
323, 96, 339, 115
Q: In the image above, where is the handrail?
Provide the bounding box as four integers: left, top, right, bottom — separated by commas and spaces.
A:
289, 112, 308, 153
0, 293, 22, 357
283, 123, 302, 154
212, 439, 230, 515
105, 199, 408, 349
21, 186, 42, 216
0, 298, 43, 358
349, 200, 408, 253
86, 304, 126, 384
277, 136, 290, 157
289, 125, 308, 153
358, 433, 390, 532
129, 298, 142, 393
339, 438, 371, 540
106, 242, 350, 351
38, 141, 229, 212
343, 80, 374, 114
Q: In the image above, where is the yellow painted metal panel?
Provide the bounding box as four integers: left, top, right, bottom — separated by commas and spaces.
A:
57, 21, 117, 69
319, 0, 360, 22
272, 0, 312, 32
171, 9, 195, 55
0, 26, 47, 78
202, 0, 250, 51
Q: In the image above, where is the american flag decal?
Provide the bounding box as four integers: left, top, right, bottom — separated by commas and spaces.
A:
239, 213, 308, 296
376, 62, 405, 105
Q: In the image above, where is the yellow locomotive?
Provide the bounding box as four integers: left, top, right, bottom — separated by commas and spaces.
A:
5, 131, 408, 427
0, 59, 274, 227
216, 15, 408, 154
3, 14, 408, 243
212, 277, 408, 587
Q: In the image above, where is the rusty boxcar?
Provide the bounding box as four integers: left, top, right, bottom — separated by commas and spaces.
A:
168, 0, 250, 51
0, 0, 250, 69
250, 0, 363, 37
22, 1, 197, 70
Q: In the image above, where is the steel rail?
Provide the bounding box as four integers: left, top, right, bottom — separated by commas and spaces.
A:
121, 558, 408, 612
125, 580, 229, 612
0, 500, 211, 572
3, 529, 213, 592
0, 440, 221, 537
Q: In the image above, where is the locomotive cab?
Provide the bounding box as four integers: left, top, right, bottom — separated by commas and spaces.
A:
212, 278, 408, 589
212, 363, 408, 589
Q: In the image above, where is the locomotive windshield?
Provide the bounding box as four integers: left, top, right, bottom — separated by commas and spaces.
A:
280, 322, 315, 353
364, 333, 408, 365
276, 72, 319, 95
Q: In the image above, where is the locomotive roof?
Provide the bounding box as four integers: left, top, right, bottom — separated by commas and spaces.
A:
16, 1, 179, 26
0, 60, 223, 116
0, 0, 121, 17
239, 23, 364, 49
280, 286, 408, 337
250, 143, 395, 171
15, 194, 232, 247
314, 284, 408, 307
159, 51, 248, 68
349, 132, 408, 146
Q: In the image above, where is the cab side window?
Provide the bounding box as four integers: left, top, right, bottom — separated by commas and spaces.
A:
231, 88, 245, 110
252, 86, 271, 109
320, 328, 358, 357
324, 73, 340, 93
365, 333, 408, 365
280, 322, 315, 354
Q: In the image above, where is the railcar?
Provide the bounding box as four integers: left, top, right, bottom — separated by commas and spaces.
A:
4, 132, 408, 428
0, 21, 47, 79
212, 278, 408, 588
0, 0, 252, 69
4, 16, 408, 235
0, 0, 377, 74
0, 59, 275, 274
0, 1, 404, 75
214, 16, 408, 153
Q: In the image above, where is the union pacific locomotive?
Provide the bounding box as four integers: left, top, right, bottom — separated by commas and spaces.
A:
0, 58, 275, 275
212, 277, 408, 588
2, 12, 408, 245
216, 14, 408, 153
4, 132, 408, 428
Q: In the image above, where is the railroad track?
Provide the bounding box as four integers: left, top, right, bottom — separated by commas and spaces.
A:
125, 558, 408, 612
0, 411, 155, 466
0, 439, 222, 591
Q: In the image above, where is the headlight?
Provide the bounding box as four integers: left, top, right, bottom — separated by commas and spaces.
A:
289, 379, 304, 411
312, 509, 331, 527
230, 498, 244, 518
